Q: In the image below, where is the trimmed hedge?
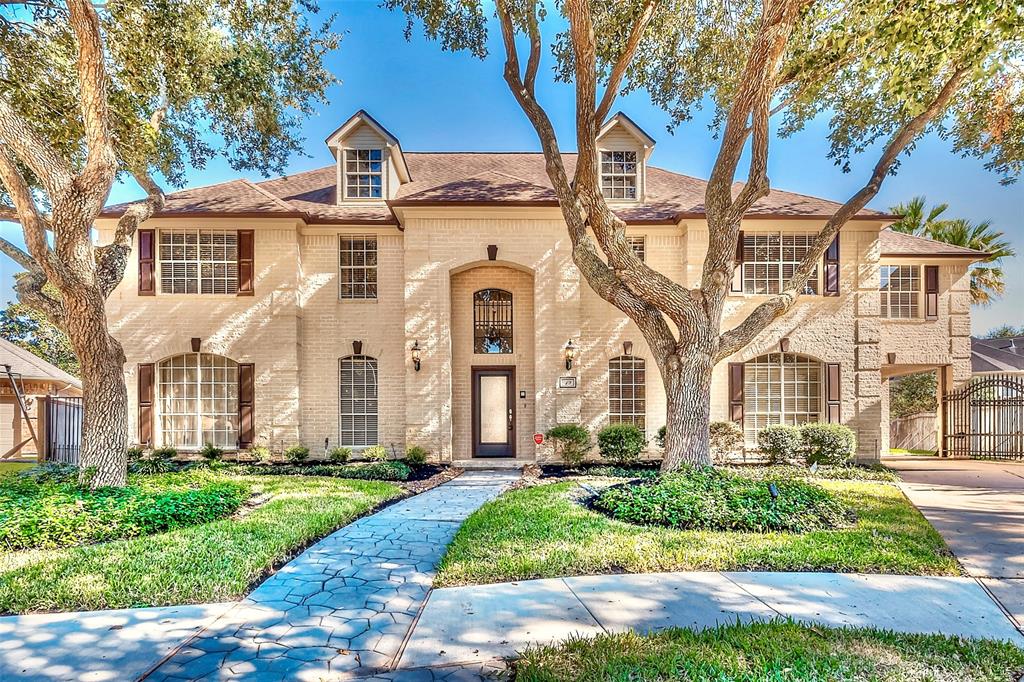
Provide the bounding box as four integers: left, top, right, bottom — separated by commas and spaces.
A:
597, 424, 646, 466
594, 466, 851, 533
227, 460, 412, 481
756, 424, 802, 463
0, 467, 248, 550
800, 423, 857, 465
546, 424, 591, 467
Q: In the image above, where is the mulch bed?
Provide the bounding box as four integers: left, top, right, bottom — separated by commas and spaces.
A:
538, 462, 662, 479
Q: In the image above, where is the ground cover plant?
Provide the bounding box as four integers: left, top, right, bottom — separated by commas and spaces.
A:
0, 465, 248, 550
0, 472, 400, 613
515, 620, 1024, 682
435, 471, 956, 586
593, 467, 852, 533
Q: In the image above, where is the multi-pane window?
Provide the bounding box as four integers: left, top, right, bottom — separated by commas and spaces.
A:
339, 236, 378, 299
600, 151, 638, 200
627, 236, 646, 262
741, 233, 818, 295
345, 149, 384, 199
339, 355, 378, 448
609, 356, 646, 430
158, 354, 239, 449
880, 265, 920, 319
159, 230, 238, 294
473, 289, 513, 354
743, 353, 822, 445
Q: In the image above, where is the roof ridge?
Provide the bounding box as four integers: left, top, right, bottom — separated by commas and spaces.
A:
240, 178, 300, 213
882, 228, 986, 255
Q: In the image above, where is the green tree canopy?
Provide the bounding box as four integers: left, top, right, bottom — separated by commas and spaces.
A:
0, 300, 78, 376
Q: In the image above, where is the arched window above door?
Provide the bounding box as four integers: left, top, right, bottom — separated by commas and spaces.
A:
473, 288, 513, 354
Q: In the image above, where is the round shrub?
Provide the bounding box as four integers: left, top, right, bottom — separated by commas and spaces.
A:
329, 446, 352, 464
405, 445, 428, 466
199, 442, 223, 463
709, 421, 744, 463
363, 444, 389, 462
800, 423, 857, 465
284, 445, 309, 463
756, 424, 801, 463
249, 445, 273, 463
594, 467, 851, 533
597, 424, 646, 466
546, 424, 591, 467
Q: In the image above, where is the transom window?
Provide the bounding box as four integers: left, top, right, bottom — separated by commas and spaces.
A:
345, 149, 384, 199
473, 289, 513, 354
339, 355, 378, 447
601, 151, 638, 200
609, 356, 646, 429
339, 236, 378, 299
158, 353, 238, 448
880, 265, 920, 319
159, 230, 238, 294
741, 233, 818, 295
743, 353, 822, 445
627, 236, 646, 262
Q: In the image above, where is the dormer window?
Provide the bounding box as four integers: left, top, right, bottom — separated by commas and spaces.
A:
601, 151, 638, 200
345, 149, 384, 199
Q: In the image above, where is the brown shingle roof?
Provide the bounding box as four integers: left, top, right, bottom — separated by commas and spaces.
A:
0, 338, 80, 387
879, 229, 987, 258
100, 152, 893, 225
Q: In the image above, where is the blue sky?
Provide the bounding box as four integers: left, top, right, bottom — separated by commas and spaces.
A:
1, 0, 1020, 333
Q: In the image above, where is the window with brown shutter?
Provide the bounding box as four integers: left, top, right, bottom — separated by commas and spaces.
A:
138, 363, 154, 445
728, 362, 744, 423
825, 362, 841, 423
138, 230, 155, 296
823, 235, 840, 296
237, 230, 254, 296
925, 265, 939, 319
238, 363, 255, 448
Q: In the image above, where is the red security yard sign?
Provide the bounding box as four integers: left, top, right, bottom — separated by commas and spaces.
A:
534, 433, 544, 445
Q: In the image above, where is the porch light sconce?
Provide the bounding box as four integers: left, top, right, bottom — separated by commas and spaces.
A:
352, 340, 363, 355
623, 341, 633, 356
487, 244, 498, 261
887, 352, 897, 365
190, 337, 202, 353
563, 339, 576, 371
411, 340, 422, 372
779, 337, 791, 353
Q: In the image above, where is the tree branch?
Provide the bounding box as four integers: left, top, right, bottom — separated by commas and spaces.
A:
96, 168, 165, 297
0, 98, 73, 196
0, 235, 36, 271
594, 0, 658, 125
0, 143, 58, 280
718, 65, 972, 360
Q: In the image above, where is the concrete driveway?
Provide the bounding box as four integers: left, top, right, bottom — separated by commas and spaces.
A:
886, 455, 1024, 627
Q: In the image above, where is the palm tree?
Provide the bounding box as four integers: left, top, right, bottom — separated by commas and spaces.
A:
889, 196, 1015, 305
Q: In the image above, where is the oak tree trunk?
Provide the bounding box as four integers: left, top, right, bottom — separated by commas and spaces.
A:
63, 286, 128, 487
660, 351, 715, 471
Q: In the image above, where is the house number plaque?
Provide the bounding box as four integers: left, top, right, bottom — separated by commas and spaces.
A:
557, 376, 577, 389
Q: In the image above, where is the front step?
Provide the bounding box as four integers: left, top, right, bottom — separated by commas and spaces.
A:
450, 458, 525, 470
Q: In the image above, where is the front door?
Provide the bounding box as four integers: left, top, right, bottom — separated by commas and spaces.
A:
472, 367, 515, 458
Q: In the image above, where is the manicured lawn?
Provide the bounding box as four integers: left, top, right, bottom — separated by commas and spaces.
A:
0, 462, 33, 474
516, 621, 1024, 682
435, 477, 959, 586
890, 448, 937, 456
0, 473, 401, 613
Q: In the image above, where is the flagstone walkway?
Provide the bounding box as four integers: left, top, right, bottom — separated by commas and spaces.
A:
144, 470, 518, 682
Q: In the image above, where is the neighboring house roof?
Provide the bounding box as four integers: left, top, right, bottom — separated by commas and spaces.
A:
100, 152, 895, 226
879, 229, 987, 258
0, 338, 81, 388
971, 336, 1024, 373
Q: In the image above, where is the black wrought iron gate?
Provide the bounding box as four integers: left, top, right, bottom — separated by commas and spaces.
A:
943, 374, 1024, 459
42, 396, 83, 464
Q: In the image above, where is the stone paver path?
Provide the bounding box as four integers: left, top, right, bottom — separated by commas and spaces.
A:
145, 471, 517, 681
399, 571, 1024, 669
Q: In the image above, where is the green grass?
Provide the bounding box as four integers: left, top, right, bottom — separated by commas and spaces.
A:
516, 621, 1024, 682
0, 462, 33, 474
889, 449, 937, 456
435, 478, 959, 586
0, 474, 401, 613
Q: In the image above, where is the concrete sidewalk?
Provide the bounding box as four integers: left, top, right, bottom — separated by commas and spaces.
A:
398, 571, 1024, 669
887, 456, 1024, 625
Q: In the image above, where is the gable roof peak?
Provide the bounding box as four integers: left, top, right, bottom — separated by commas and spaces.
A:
598, 111, 657, 148
324, 109, 411, 182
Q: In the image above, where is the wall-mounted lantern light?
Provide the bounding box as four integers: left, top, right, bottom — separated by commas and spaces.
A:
563, 339, 576, 371
623, 341, 633, 356
411, 340, 422, 372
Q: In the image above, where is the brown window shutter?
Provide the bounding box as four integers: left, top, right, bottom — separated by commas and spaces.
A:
823, 234, 840, 296
825, 362, 841, 423
728, 362, 745, 423
237, 230, 254, 296
925, 265, 939, 319
731, 230, 745, 293
238, 363, 255, 447
138, 229, 156, 296
138, 363, 154, 446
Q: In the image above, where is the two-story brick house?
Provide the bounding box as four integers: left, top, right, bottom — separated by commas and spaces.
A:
98, 110, 983, 463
